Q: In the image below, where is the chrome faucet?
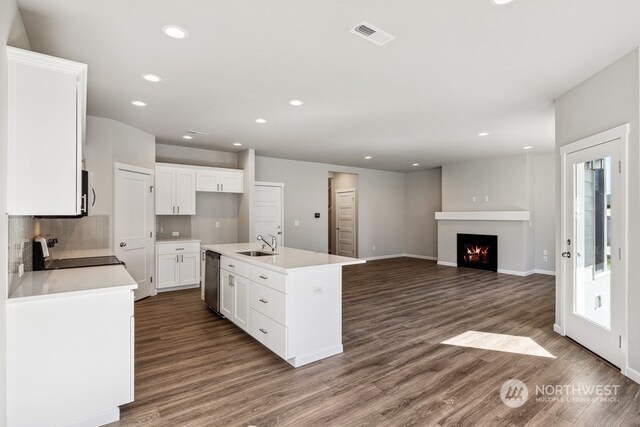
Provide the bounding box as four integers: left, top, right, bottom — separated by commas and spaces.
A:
257, 234, 278, 252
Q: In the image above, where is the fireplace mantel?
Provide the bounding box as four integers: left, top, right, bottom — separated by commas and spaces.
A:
435, 211, 531, 221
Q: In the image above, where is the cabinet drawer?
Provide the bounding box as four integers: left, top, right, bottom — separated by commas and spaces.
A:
249, 281, 286, 325
220, 256, 250, 277
248, 308, 287, 359
156, 242, 200, 255
249, 266, 287, 293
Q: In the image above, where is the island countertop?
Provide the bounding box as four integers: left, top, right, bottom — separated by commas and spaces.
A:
8, 265, 137, 302
201, 243, 365, 273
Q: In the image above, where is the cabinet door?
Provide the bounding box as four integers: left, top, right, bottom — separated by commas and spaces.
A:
220, 271, 234, 319
178, 253, 199, 286
233, 275, 248, 331
156, 254, 179, 289
175, 168, 196, 215
196, 169, 221, 192
219, 171, 244, 193
155, 166, 175, 215
8, 48, 85, 216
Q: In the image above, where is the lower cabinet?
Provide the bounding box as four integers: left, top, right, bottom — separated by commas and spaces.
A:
7, 287, 135, 426
156, 241, 201, 290
220, 267, 248, 331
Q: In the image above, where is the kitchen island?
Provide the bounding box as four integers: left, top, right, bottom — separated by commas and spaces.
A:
201, 243, 365, 367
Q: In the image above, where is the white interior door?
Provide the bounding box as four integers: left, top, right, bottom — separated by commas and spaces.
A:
336, 188, 356, 258
562, 135, 625, 368
253, 183, 284, 247
115, 165, 155, 300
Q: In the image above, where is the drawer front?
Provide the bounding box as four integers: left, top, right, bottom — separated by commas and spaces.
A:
248, 266, 287, 293
220, 256, 250, 277
248, 308, 287, 359
157, 242, 200, 255
249, 281, 286, 325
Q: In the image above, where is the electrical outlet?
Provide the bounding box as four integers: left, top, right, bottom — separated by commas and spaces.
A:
294, 220, 300, 226
484, 195, 489, 202
18, 263, 24, 278
543, 256, 548, 262
472, 196, 477, 202
543, 249, 548, 256
372, 245, 376, 251
172, 231, 179, 237
215, 222, 220, 229
313, 286, 323, 295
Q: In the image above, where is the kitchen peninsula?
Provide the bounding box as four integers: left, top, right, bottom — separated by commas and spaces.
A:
202, 243, 365, 367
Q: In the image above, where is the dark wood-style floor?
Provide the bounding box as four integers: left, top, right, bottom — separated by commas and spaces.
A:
112, 258, 640, 426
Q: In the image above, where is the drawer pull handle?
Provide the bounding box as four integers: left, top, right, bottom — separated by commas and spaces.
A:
176, 248, 184, 251
228, 264, 235, 268
259, 328, 268, 334
259, 274, 268, 280
259, 298, 268, 304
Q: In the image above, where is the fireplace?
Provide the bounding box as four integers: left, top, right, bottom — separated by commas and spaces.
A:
457, 234, 498, 272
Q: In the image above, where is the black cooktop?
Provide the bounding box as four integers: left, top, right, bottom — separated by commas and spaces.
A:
45, 256, 125, 270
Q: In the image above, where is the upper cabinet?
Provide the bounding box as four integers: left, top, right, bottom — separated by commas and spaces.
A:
196, 168, 243, 193
155, 165, 196, 215
7, 47, 87, 216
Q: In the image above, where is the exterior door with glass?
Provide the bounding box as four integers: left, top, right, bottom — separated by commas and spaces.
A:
562, 134, 625, 368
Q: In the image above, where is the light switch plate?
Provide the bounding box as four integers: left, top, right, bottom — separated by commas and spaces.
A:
215, 222, 220, 229
18, 263, 24, 278
294, 220, 300, 226
172, 231, 179, 237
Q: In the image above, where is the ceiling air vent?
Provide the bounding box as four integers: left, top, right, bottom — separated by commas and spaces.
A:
350, 21, 395, 46
186, 130, 210, 136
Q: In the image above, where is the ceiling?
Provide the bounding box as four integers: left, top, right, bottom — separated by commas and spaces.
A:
16, 0, 640, 172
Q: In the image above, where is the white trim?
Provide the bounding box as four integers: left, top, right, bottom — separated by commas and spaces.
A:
535, 269, 556, 276
156, 284, 200, 293
435, 211, 530, 221
559, 123, 630, 155
288, 345, 343, 368
114, 162, 155, 176
65, 408, 120, 427
553, 323, 564, 335
437, 261, 457, 267
403, 254, 438, 261
255, 181, 284, 187
365, 254, 406, 261
625, 366, 640, 385
498, 269, 536, 277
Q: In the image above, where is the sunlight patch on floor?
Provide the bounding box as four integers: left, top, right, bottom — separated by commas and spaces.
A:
441, 330, 555, 358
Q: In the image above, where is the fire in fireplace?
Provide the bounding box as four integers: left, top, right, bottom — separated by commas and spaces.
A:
457, 234, 498, 272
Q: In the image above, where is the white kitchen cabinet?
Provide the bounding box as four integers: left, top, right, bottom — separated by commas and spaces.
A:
7, 47, 87, 216
155, 164, 196, 215
196, 167, 244, 193
7, 287, 134, 426
220, 267, 248, 331
156, 241, 201, 290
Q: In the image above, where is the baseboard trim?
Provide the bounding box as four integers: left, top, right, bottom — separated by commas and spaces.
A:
288, 345, 343, 368
553, 323, 564, 335
66, 408, 120, 427
437, 261, 457, 267
364, 254, 405, 261
498, 269, 536, 277
403, 254, 438, 261
625, 366, 640, 385
156, 284, 199, 293
535, 269, 556, 276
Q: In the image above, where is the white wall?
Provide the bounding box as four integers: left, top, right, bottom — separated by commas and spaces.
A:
1, 3, 31, 425
155, 143, 237, 169
85, 116, 156, 248
256, 157, 406, 258
533, 153, 556, 273
555, 49, 640, 375
404, 168, 441, 258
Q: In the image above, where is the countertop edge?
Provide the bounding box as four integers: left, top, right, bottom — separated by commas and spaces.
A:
8, 283, 138, 304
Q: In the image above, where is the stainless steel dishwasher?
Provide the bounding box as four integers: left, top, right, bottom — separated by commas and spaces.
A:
204, 250, 223, 316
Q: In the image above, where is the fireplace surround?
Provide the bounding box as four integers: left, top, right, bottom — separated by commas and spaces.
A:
457, 233, 498, 272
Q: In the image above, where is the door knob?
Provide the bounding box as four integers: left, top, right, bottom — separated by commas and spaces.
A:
561, 251, 571, 258
120, 242, 127, 247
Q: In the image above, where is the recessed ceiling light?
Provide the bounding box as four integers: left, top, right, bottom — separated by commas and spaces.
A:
255, 118, 267, 124
131, 100, 147, 107
478, 132, 489, 137
364, 156, 372, 160
523, 146, 533, 150
163, 25, 188, 39
182, 135, 193, 140
412, 163, 420, 167
289, 99, 304, 106
233, 142, 243, 147
142, 74, 162, 82
490, 0, 514, 5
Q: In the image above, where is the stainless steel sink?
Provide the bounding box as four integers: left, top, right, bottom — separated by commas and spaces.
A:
237, 250, 278, 257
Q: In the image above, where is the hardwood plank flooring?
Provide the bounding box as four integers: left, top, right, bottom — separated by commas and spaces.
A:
111, 258, 640, 426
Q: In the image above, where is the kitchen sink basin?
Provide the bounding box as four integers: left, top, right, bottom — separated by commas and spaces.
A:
237, 250, 278, 257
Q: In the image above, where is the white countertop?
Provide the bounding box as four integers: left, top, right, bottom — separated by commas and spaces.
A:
9, 265, 137, 302
156, 238, 201, 244
201, 243, 365, 273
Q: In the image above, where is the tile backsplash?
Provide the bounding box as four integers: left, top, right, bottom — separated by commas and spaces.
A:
8, 215, 35, 296
156, 215, 191, 240
37, 215, 110, 256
